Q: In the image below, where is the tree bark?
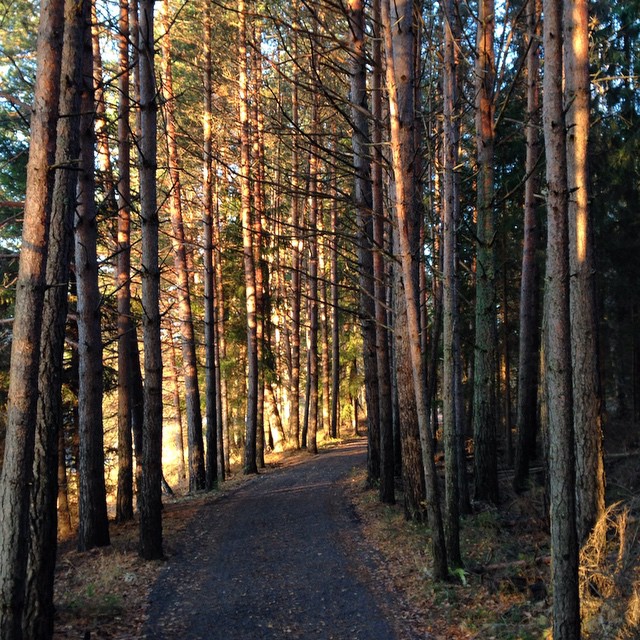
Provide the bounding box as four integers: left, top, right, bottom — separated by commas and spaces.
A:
473, 0, 499, 505
514, 0, 542, 493
116, 0, 135, 523
75, 9, 110, 552
239, 0, 259, 474
382, 0, 448, 580
564, 0, 605, 544
542, 0, 580, 635
0, 1, 63, 633
23, 1, 85, 636
442, 0, 463, 567
138, 0, 164, 561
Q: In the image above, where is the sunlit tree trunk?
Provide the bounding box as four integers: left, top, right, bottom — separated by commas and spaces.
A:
382, 0, 447, 580
564, 0, 605, 544
138, 0, 164, 560
203, 0, 219, 488
543, 0, 580, 634
239, 0, 259, 474
372, 0, 395, 506
330, 167, 340, 440
0, 1, 64, 631
514, 0, 542, 493
116, 0, 135, 523
75, 13, 110, 551
23, 1, 85, 636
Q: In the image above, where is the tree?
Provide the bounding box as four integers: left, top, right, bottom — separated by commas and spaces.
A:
115, 0, 135, 523
564, 0, 605, 544
542, 0, 580, 635
513, 0, 542, 493
23, 0, 86, 635
0, 1, 64, 635
75, 4, 110, 551
138, 0, 164, 561
472, 0, 499, 505
238, 0, 259, 475
381, 0, 448, 580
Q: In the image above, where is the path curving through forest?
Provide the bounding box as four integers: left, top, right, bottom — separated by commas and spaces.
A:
145, 441, 418, 639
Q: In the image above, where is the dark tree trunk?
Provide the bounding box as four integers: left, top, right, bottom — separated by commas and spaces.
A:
138, 0, 164, 561
75, 12, 110, 551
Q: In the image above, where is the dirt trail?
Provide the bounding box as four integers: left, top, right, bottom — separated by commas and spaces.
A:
145, 441, 418, 639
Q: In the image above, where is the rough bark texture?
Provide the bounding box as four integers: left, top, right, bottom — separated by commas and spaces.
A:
75, 13, 110, 552
138, 0, 164, 561
371, 0, 395, 506
347, 0, 380, 485
514, 0, 542, 493
564, 0, 605, 544
442, 0, 462, 567
23, 2, 85, 636
382, 0, 448, 579
239, 0, 259, 474
0, 3, 63, 634
116, 0, 134, 523
203, 0, 219, 489
473, 0, 499, 505
543, 0, 580, 635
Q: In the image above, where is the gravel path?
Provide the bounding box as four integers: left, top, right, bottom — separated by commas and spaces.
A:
145, 441, 417, 639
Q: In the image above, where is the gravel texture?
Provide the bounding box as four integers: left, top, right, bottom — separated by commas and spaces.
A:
145, 441, 417, 639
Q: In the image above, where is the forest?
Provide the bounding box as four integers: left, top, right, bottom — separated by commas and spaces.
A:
0, 0, 638, 638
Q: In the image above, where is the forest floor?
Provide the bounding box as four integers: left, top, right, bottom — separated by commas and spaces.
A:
52, 432, 640, 640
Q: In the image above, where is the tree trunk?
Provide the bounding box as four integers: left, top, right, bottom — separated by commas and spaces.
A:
238, 0, 259, 475
116, 0, 135, 524
542, 0, 580, 635
442, 0, 463, 567
330, 172, 340, 440
564, 0, 605, 544
0, 1, 63, 633
382, 0, 448, 580
75, 13, 110, 551
23, 2, 85, 636
138, 0, 164, 561
347, 0, 380, 486
513, 0, 542, 493
473, 0, 499, 505
372, 0, 395, 506
203, 0, 219, 489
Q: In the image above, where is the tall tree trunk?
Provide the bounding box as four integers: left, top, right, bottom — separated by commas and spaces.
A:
238, 0, 259, 474
564, 0, 605, 544
75, 13, 110, 551
203, 0, 219, 489
382, 0, 448, 580
289, 1, 302, 448
372, 0, 395, 506
330, 169, 340, 440
543, 0, 580, 635
116, 0, 135, 523
23, 1, 85, 636
0, 1, 63, 633
513, 0, 541, 493
442, 0, 463, 567
160, 0, 206, 492
138, 0, 164, 561
473, 0, 499, 505
347, 0, 380, 485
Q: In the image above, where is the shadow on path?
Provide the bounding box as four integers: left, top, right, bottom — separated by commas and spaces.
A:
145, 441, 413, 639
